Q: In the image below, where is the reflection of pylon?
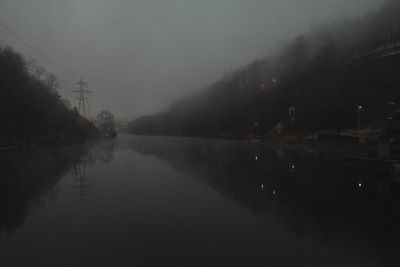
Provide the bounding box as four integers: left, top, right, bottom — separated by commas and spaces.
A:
73, 160, 91, 198
72, 78, 91, 119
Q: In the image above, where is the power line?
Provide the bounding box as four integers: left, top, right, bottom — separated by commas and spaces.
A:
0, 9, 95, 113
0, 15, 79, 84
0, 19, 55, 67
0, 22, 76, 83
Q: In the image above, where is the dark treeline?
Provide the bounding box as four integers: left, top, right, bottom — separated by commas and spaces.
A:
130, 0, 400, 138
0, 46, 98, 148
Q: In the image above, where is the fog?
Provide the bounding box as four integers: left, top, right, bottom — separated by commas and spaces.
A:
0, 0, 384, 119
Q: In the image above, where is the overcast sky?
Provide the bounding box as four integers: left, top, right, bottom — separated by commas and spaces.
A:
0, 0, 385, 119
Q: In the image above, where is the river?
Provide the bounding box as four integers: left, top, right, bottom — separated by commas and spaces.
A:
0, 134, 399, 266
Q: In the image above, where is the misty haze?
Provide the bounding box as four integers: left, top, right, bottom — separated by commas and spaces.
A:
1, 0, 400, 266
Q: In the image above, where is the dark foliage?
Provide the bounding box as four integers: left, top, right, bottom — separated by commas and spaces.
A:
129, 0, 400, 137
95, 110, 118, 138
0, 46, 99, 147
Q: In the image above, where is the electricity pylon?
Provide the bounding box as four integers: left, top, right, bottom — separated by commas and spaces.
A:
72, 78, 91, 119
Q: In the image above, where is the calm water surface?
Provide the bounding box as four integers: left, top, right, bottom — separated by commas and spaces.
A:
0, 135, 400, 266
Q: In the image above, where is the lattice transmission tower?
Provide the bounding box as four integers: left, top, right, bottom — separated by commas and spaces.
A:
72, 78, 91, 119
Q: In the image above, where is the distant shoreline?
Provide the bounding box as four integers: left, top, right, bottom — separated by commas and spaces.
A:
127, 132, 377, 155
0, 136, 103, 152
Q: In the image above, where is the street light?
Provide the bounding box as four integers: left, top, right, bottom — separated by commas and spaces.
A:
357, 105, 363, 131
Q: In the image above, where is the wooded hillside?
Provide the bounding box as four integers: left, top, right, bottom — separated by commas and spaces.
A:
129, 0, 400, 138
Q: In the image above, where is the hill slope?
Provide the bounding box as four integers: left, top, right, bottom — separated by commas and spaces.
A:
0, 46, 98, 147
129, 0, 400, 138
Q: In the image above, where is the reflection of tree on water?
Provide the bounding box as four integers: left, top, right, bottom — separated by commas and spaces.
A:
0, 146, 90, 235
92, 140, 116, 163
0, 139, 116, 235
127, 136, 400, 262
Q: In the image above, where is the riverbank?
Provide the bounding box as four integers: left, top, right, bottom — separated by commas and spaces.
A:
264, 135, 372, 154
0, 134, 103, 152
251, 127, 383, 155
126, 131, 377, 156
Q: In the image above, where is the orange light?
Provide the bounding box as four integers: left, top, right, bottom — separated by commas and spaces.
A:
255, 155, 259, 161
272, 77, 277, 83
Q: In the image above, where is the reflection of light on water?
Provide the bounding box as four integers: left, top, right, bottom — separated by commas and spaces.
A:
289, 164, 295, 172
